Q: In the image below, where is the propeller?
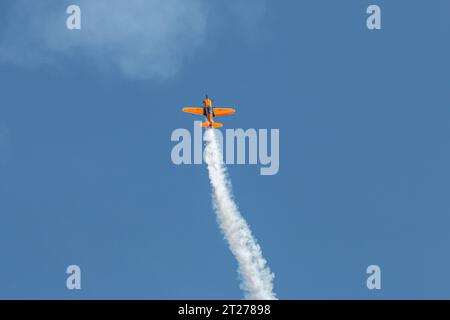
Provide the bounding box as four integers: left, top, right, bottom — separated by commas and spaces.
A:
204, 94, 215, 105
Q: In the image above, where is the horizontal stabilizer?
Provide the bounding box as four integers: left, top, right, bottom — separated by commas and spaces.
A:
201, 122, 223, 128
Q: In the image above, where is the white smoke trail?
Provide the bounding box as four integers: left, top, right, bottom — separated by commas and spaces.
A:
203, 128, 276, 300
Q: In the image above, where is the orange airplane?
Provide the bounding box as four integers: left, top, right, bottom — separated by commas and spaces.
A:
182, 95, 236, 128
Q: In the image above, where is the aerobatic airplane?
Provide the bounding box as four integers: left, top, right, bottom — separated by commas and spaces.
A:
182, 95, 236, 128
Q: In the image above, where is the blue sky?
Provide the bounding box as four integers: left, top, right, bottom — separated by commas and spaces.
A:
1, 0, 450, 299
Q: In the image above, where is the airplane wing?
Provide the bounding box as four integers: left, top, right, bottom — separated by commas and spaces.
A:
213, 108, 236, 117
182, 107, 204, 116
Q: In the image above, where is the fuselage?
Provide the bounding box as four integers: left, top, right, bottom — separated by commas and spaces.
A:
203, 98, 215, 126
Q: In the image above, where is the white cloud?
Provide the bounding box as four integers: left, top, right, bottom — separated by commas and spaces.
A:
0, 0, 266, 80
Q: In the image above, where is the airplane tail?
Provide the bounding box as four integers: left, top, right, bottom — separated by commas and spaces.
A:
201, 122, 223, 128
